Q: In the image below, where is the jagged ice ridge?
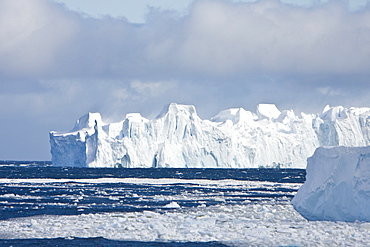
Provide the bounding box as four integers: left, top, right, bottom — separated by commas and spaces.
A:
50, 103, 370, 168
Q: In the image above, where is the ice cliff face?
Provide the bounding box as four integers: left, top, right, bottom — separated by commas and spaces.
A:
292, 146, 370, 222
50, 103, 370, 168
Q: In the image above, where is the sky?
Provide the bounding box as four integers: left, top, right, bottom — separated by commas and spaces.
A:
1, 0, 370, 160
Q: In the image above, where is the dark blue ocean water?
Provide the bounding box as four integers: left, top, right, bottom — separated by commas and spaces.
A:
0, 162, 305, 246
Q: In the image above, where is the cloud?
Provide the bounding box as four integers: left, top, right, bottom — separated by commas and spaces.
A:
3, 0, 370, 78
317, 87, 343, 96
0, 0, 79, 77
1, 0, 370, 159
130, 80, 176, 97
174, 0, 370, 76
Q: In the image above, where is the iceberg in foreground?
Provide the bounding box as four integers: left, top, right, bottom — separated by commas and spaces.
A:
50, 103, 370, 168
292, 146, 370, 222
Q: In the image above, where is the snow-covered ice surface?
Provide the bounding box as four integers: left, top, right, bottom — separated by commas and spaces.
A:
0, 166, 370, 246
50, 103, 370, 168
292, 146, 370, 222
2, 203, 370, 246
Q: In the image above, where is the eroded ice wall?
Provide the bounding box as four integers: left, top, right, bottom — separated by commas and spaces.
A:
50, 103, 370, 168
292, 146, 370, 222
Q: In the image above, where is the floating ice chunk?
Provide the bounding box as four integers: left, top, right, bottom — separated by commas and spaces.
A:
292, 146, 370, 222
164, 201, 181, 208
2, 203, 370, 245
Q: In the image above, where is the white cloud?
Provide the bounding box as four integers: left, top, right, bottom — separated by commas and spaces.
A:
3, 0, 370, 78
0, 0, 79, 76
317, 87, 343, 96
171, 0, 370, 75
130, 80, 176, 97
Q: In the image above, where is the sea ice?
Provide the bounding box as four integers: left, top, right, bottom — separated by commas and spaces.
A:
1, 177, 369, 245
50, 103, 370, 168
1, 203, 370, 246
292, 146, 370, 222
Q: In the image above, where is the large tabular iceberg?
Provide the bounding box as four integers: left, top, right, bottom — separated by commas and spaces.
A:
50, 103, 370, 168
292, 146, 370, 222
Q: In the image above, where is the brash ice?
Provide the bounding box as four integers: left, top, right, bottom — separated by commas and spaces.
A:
50, 103, 370, 168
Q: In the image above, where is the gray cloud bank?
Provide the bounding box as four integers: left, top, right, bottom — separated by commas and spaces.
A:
1, 0, 370, 160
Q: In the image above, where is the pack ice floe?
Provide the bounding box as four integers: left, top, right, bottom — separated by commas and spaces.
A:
50, 103, 370, 168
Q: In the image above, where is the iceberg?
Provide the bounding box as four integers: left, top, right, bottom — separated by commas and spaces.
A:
291, 146, 370, 222
50, 103, 370, 168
